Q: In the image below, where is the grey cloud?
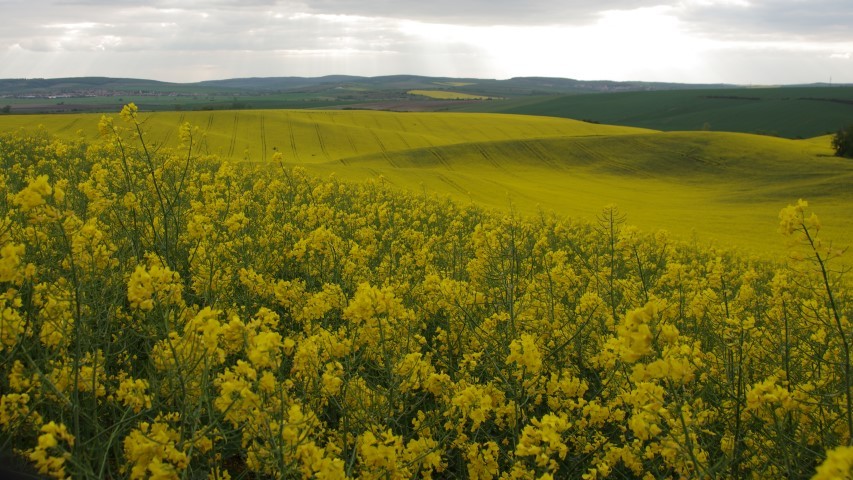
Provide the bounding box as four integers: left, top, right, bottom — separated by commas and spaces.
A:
3, 2, 401, 54
154, 10, 401, 52
39, 0, 664, 25
679, 0, 853, 42
300, 0, 666, 25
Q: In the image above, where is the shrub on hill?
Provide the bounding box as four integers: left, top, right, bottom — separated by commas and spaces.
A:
832, 124, 853, 158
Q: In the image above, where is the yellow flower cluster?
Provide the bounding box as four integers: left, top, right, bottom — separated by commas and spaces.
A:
27, 421, 75, 479
812, 445, 853, 480
123, 418, 189, 479
127, 260, 184, 312
0, 292, 24, 350
13, 174, 52, 212
115, 376, 153, 414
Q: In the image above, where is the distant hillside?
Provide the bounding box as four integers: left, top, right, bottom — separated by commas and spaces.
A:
196, 75, 732, 96
1, 74, 730, 98
458, 86, 853, 138
2, 76, 850, 139
0, 77, 231, 95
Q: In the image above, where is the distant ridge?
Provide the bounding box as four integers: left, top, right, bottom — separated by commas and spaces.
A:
2, 75, 850, 138
1, 74, 739, 96
3, 75, 849, 97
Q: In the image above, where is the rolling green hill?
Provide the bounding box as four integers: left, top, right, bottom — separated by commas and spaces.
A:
1, 109, 849, 263
458, 86, 853, 139
307, 131, 852, 261
0, 110, 648, 162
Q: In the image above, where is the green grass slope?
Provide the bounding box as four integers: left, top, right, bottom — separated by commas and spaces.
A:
307, 131, 852, 261
0, 110, 649, 162
459, 87, 853, 139
1, 110, 849, 263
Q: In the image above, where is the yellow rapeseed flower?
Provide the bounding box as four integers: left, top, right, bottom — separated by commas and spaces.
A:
812, 445, 853, 480
0, 243, 25, 283
13, 175, 52, 212
116, 377, 152, 414
120, 103, 139, 122
27, 421, 75, 479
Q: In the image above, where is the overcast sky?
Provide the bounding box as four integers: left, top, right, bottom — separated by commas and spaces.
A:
1, 0, 851, 84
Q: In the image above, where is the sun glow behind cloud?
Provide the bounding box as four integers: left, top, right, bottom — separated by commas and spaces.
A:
397, 7, 713, 81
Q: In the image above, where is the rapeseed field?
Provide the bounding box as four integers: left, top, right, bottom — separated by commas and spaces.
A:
1, 109, 850, 262
0, 105, 851, 478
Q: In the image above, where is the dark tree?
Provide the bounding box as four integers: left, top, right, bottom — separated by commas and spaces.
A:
0, 105, 10, 114
832, 124, 853, 158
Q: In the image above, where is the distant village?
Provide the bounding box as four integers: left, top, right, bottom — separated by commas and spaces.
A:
0, 89, 207, 99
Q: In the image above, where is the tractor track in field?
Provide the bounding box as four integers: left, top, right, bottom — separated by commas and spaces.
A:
227, 112, 239, 159
519, 140, 559, 170
163, 113, 184, 147
429, 149, 453, 170
314, 123, 331, 161
571, 141, 605, 165
435, 174, 467, 195
335, 113, 362, 155
344, 131, 359, 155
393, 116, 408, 133
286, 114, 300, 162
396, 133, 412, 149
260, 116, 267, 163
369, 131, 392, 163
475, 143, 503, 170
198, 113, 215, 154
391, 118, 414, 149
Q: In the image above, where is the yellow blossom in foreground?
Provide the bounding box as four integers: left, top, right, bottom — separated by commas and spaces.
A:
359, 429, 405, 479
27, 421, 75, 480
127, 266, 155, 311
778, 199, 809, 236
0, 243, 25, 283
322, 361, 344, 396
13, 175, 52, 212
123, 420, 189, 480
466, 441, 500, 480
35, 280, 75, 350
247, 330, 284, 369
616, 302, 658, 363
127, 262, 184, 312
0, 393, 42, 430
812, 445, 853, 480
506, 333, 543, 377
120, 102, 139, 121
516, 413, 571, 471
0, 294, 25, 351
115, 377, 153, 413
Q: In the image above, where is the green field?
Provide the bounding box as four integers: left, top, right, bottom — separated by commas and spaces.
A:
459, 86, 853, 139
0, 110, 647, 162
1, 109, 850, 262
